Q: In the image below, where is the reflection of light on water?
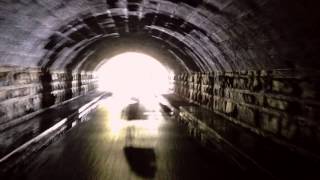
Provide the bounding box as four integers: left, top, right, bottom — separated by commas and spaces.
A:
100, 96, 163, 145
100, 97, 126, 138
108, 119, 126, 137
125, 119, 161, 148
126, 120, 161, 135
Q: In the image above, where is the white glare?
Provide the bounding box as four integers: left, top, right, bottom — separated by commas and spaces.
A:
97, 52, 171, 98
99, 97, 163, 145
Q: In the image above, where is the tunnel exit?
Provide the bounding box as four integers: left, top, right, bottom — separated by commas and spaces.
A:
2, 1, 320, 179
96, 52, 173, 100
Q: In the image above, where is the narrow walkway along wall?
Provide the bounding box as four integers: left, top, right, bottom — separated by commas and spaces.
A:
173, 70, 320, 177
0, 66, 97, 158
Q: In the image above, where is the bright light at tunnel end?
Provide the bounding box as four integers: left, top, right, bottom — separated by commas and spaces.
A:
97, 52, 173, 99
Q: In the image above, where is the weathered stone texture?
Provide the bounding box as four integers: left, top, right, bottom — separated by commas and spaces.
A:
0, 66, 98, 157
174, 70, 320, 155
0, 66, 97, 126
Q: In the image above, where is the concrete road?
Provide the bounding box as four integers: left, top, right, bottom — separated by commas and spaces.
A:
11, 95, 245, 180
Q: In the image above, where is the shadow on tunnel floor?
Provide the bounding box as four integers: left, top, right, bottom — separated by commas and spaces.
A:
123, 146, 157, 178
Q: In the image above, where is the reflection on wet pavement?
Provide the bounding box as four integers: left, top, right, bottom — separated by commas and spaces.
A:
0, 92, 102, 158
12, 95, 245, 180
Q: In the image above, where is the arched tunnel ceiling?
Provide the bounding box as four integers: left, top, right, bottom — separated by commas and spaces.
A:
0, 0, 319, 73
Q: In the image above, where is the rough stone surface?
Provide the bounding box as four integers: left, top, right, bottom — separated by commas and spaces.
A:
0, 1, 319, 72
0, 67, 97, 124
174, 70, 320, 155
176, 104, 320, 180
0, 66, 97, 157
0, 0, 320, 178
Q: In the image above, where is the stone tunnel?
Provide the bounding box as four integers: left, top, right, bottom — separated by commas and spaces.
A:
0, 0, 320, 179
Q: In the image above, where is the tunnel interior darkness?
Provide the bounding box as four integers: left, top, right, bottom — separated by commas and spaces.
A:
1, 0, 320, 179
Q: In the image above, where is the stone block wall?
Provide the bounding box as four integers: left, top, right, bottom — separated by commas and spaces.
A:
0, 67, 41, 124
0, 66, 97, 157
174, 70, 320, 156
48, 71, 97, 104
0, 67, 97, 124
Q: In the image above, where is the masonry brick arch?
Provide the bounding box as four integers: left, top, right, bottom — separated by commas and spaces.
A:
2, 0, 319, 72
1, 1, 320, 179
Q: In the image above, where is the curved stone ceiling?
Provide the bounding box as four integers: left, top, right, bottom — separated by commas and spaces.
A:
0, 0, 319, 73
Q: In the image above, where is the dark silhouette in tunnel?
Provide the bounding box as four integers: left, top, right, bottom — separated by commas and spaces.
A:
123, 147, 157, 178
121, 100, 148, 120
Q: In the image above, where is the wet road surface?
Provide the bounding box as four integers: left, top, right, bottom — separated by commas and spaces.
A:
0, 92, 105, 158
13, 95, 245, 180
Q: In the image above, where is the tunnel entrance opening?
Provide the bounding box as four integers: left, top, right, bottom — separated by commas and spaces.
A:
96, 52, 173, 100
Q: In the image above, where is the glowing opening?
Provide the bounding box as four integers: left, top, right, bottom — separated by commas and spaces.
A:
97, 52, 172, 98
